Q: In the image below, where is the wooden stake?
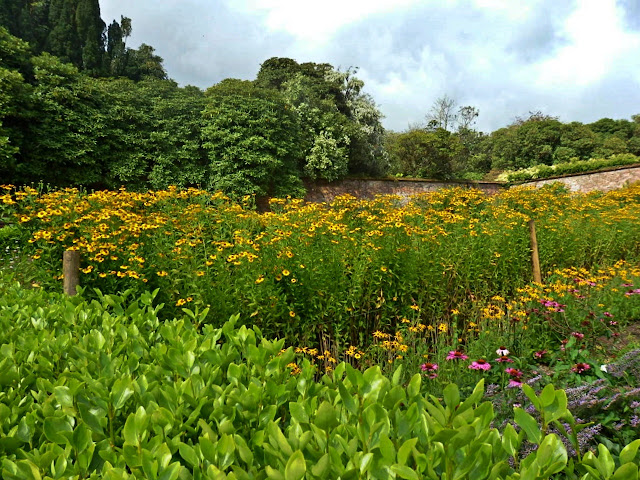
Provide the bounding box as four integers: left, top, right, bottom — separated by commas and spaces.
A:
63, 250, 80, 296
528, 219, 542, 284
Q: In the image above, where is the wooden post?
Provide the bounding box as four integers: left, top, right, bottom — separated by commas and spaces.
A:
528, 220, 542, 284
63, 250, 80, 295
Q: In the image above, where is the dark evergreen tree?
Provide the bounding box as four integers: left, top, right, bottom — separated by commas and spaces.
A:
75, 0, 105, 73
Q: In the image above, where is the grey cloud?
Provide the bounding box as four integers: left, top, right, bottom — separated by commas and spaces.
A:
100, 0, 295, 88
98, 1, 640, 133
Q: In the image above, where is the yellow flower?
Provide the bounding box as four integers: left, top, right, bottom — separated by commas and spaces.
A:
410, 305, 420, 311
282, 269, 290, 276
451, 309, 460, 315
156, 271, 168, 277
255, 275, 265, 284
438, 323, 448, 333
380, 266, 388, 272
289, 310, 296, 317
196, 271, 205, 277
176, 298, 186, 306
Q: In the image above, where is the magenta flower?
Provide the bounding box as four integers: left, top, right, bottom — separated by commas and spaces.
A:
603, 312, 613, 317
571, 332, 584, 339
469, 359, 491, 371
571, 363, 591, 374
508, 379, 523, 388
446, 350, 469, 361
533, 349, 548, 359
421, 363, 438, 379
495, 356, 514, 363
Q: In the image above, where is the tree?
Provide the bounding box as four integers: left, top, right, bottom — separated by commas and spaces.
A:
425, 95, 457, 131
489, 114, 563, 170
387, 128, 461, 180
457, 105, 479, 131
146, 82, 208, 189
202, 80, 305, 198
0, 27, 32, 178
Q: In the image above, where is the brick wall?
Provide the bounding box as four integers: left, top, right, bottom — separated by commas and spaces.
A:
516, 164, 640, 193
300, 165, 640, 204
303, 178, 502, 203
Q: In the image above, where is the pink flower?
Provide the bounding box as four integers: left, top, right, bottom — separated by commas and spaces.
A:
508, 379, 523, 388
571, 363, 591, 374
421, 363, 438, 371
447, 351, 469, 361
505, 367, 522, 377
495, 356, 514, 363
469, 359, 491, 371
533, 350, 548, 359
571, 332, 584, 339
603, 312, 613, 317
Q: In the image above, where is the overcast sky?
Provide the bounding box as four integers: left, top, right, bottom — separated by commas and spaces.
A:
98, 0, 640, 133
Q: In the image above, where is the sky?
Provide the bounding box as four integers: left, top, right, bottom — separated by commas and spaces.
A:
98, 0, 640, 133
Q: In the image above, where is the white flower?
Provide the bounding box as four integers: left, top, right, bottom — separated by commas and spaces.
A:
600, 364, 608, 373
496, 347, 510, 356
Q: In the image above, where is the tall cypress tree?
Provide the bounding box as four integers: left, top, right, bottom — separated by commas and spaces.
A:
46, 0, 81, 65
75, 0, 104, 73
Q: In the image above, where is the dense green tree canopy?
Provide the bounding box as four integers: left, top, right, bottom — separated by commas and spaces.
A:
202, 80, 305, 198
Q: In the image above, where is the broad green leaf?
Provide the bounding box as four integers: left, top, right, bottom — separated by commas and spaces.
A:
398, 438, 418, 466
406, 374, 421, 399
157, 462, 181, 480
443, 383, 460, 410
338, 381, 358, 416
289, 402, 309, 424
390, 464, 419, 480
392, 365, 403, 385
198, 437, 216, 464
314, 401, 339, 431
111, 378, 134, 411
620, 439, 640, 464
514, 408, 542, 444
596, 443, 615, 479
71, 422, 93, 453
501, 423, 519, 457
43, 416, 73, 445
284, 450, 306, 480
311, 453, 330, 477
178, 443, 200, 468
54, 386, 74, 408
265, 465, 285, 480
217, 434, 236, 470
613, 463, 639, 480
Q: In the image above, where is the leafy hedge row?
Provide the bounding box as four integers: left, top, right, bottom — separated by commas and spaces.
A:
1, 277, 640, 479
503, 154, 640, 183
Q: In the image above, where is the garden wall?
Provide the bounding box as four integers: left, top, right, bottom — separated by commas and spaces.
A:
516, 164, 640, 193
302, 165, 640, 203
303, 178, 502, 203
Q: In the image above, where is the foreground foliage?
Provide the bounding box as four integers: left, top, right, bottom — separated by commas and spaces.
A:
1, 280, 640, 480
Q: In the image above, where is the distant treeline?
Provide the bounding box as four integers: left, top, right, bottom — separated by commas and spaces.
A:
386, 107, 640, 181
2, 2, 640, 195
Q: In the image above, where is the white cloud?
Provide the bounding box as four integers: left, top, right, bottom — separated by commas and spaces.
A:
227, 0, 421, 43
533, 0, 640, 88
